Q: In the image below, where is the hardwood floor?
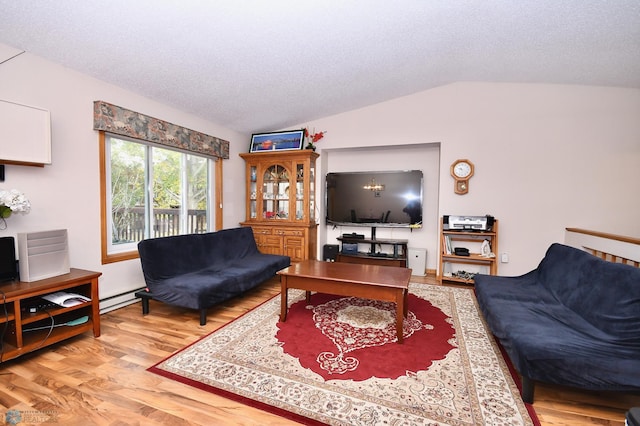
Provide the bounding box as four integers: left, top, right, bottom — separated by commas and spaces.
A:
0, 274, 637, 425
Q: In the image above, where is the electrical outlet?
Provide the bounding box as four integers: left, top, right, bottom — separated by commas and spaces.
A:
501, 253, 509, 263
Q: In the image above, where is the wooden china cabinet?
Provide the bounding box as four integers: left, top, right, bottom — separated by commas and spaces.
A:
240, 150, 319, 262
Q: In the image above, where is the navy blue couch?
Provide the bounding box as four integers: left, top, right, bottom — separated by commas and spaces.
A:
475, 243, 640, 403
137, 227, 290, 325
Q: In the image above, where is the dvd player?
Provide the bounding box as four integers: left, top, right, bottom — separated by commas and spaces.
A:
21, 297, 58, 313
342, 233, 365, 239
369, 252, 390, 257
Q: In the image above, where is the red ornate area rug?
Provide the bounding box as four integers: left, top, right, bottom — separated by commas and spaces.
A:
149, 284, 540, 425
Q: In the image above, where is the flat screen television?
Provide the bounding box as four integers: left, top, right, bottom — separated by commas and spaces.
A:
326, 170, 423, 228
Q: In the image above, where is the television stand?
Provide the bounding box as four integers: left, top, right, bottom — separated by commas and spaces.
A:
336, 228, 408, 267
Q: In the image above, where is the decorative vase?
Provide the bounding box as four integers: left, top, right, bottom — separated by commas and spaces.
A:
0, 205, 11, 219
305, 143, 316, 151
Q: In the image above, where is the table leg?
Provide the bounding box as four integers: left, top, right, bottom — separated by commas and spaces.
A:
396, 289, 404, 344
403, 288, 408, 318
305, 290, 311, 304
280, 276, 288, 322
91, 277, 101, 337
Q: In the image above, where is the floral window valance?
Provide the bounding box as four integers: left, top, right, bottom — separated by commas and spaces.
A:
93, 101, 229, 159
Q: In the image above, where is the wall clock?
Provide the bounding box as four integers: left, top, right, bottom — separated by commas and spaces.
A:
450, 159, 474, 194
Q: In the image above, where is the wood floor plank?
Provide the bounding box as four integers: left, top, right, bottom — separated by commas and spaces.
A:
0, 274, 637, 425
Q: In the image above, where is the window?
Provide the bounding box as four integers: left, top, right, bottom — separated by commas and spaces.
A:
100, 132, 218, 263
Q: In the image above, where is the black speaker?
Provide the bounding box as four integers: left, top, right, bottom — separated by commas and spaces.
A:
0, 236, 18, 282
323, 244, 339, 262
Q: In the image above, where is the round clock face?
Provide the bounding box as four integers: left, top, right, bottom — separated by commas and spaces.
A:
453, 161, 472, 178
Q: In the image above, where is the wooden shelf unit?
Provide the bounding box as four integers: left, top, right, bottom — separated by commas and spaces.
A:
438, 218, 498, 284
240, 150, 319, 262
0, 268, 101, 362
336, 235, 408, 268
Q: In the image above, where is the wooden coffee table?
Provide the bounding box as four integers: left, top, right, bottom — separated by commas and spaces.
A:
278, 260, 412, 343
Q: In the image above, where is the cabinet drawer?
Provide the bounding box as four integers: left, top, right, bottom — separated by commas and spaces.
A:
262, 235, 283, 246
274, 228, 304, 237
251, 227, 273, 235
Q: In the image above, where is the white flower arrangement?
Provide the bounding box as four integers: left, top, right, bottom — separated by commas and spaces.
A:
0, 189, 31, 218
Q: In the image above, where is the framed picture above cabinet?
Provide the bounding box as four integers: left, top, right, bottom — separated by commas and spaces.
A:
249, 129, 305, 153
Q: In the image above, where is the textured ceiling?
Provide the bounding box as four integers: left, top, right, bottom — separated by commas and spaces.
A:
0, 1, 639, 134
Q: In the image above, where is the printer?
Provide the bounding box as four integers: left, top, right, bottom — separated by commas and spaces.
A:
444, 215, 494, 231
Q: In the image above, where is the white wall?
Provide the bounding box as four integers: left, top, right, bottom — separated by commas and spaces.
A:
301, 82, 640, 275
0, 45, 247, 310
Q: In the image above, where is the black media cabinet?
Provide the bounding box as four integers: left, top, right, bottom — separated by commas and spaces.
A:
336, 234, 408, 267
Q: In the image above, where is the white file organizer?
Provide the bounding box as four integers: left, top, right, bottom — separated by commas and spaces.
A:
18, 229, 70, 282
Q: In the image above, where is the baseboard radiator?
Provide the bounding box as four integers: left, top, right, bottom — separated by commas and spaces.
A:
99, 289, 146, 314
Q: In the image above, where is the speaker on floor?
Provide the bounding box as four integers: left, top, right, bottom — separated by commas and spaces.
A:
0, 236, 18, 282
323, 244, 339, 262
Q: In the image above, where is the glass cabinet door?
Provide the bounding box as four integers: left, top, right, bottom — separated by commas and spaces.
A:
309, 161, 315, 222
262, 164, 290, 220
249, 165, 257, 219
295, 164, 304, 221
242, 151, 316, 225
292, 159, 315, 222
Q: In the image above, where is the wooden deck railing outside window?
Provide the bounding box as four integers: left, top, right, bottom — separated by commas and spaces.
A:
112, 207, 206, 243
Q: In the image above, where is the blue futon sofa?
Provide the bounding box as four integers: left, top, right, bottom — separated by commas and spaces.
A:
475, 243, 640, 403
137, 227, 290, 325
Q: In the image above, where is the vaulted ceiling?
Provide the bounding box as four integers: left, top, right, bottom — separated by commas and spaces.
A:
1, 1, 638, 134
